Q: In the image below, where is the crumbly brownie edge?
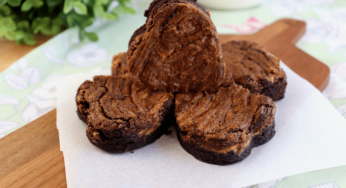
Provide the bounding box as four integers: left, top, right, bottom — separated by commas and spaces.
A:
261, 75, 287, 101
76, 109, 88, 125
128, 24, 146, 50
176, 121, 276, 165
131, 0, 210, 52
236, 73, 287, 101
86, 104, 176, 153
76, 92, 88, 124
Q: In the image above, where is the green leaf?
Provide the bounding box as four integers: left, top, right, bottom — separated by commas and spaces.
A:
113, 1, 136, 16
7, 0, 21, 7
81, 17, 93, 28
95, 0, 108, 5
74, 2, 87, 15
41, 26, 52, 35
46, 0, 63, 7
24, 32, 35, 45
67, 14, 74, 27
72, 13, 86, 23
0, 5, 11, 15
31, 17, 51, 34
51, 24, 60, 35
31, 0, 43, 8
63, 0, 73, 14
16, 39, 24, 45
21, 0, 33, 12
118, 0, 127, 6
1, 0, 135, 45
33, 27, 40, 34
0, 27, 6, 37
52, 17, 64, 26
112, 6, 125, 17
0, 0, 7, 6
17, 20, 29, 29
124, 6, 136, 14
15, 30, 24, 41
28, 10, 34, 19
5, 30, 15, 40
104, 13, 116, 20
31, 17, 41, 30
93, 5, 104, 17
42, 17, 50, 25
0, 17, 16, 30
78, 28, 85, 41
85, 32, 98, 41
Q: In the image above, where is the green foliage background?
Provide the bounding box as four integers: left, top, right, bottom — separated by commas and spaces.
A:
0, 0, 135, 45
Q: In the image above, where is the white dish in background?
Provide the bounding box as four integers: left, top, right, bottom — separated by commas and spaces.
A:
198, 0, 264, 10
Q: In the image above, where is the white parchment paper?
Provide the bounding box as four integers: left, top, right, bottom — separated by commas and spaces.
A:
57, 63, 346, 188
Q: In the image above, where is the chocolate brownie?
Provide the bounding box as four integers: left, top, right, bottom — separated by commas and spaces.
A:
111, 52, 131, 77
127, 0, 225, 93
76, 75, 174, 153
175, 82, 276, 165
111, 47, 285, 101
222, 41, 287, 101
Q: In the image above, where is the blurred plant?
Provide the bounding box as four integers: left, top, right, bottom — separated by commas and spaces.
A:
0, 0, 135, 45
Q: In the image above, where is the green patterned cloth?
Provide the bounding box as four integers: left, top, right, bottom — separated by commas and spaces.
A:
0, 0, 345, 187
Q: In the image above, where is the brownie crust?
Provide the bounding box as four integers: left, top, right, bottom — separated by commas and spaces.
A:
175, 82, 276, 165
222, 40, 287, 101
127, 0, 225, 93
111, 52, 131, 78
76, 76, 174, 153
177, 122, 275, 165
87, 105, 175, 153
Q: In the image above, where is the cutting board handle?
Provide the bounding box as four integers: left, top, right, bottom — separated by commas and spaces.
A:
219, 18, 330, 92
219, 19, 306, 45
271, 19, 306, 44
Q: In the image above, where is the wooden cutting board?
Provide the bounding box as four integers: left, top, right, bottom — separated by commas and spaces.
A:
0, 19, 330, 187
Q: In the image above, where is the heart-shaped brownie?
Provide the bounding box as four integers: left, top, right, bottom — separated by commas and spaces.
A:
76, 75, 174, 153
222, 41, 287, 101
127, 0, 225, 93
175, 81, 276, 165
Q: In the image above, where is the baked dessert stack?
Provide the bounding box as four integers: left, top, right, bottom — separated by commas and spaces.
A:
76, 0, 287, 165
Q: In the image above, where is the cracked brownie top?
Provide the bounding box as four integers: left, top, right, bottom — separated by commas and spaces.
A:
76, 75, 174, 137
175, 82, 276, 154
222, 40, 287, 100
127, 0, 225, 93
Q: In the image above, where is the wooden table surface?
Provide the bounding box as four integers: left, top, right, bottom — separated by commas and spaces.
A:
0, 36, 67, 188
